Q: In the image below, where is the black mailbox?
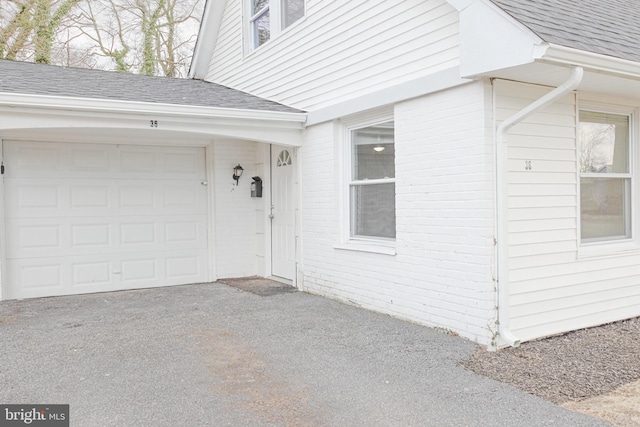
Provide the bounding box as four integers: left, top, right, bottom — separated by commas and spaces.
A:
251, 176, 263, 198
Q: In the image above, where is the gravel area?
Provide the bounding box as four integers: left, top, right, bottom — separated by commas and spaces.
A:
463, 317, 640, 404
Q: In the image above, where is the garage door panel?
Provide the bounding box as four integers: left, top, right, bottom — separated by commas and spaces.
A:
6, 143, 206, 180
118, 146, 206, 179
6, 259, 67, 299
5, 142, 115, 179
70, 185, 111, 209
4, 141, 209, 299
119, 251, 206, 288
7, 249, 208, 299
17, 224, 62, 249
8, 215, 207, 259
72, 223, 111, 248
7, 179, 206, 218
7, 256, 117, 298
121, 258, 158, 282
69, 146, 113, 172
163, 151, 204, 175
9, 145, 62, 175
16, 263, 63, 289
73, 261, 112, 287
166, 255, 201, 279
119, 185, 156, 208
8, 182, 61, 211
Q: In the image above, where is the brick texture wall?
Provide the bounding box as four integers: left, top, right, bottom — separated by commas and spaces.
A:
300, 82, 496, 345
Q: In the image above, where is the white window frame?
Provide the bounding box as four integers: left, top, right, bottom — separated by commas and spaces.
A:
246, 0, 305, 52
249, 0, 271, 49
333, 111, 396, 255
578, 105, 637, 251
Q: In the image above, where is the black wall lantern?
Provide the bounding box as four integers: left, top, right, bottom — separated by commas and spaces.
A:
232, 164, 244, 185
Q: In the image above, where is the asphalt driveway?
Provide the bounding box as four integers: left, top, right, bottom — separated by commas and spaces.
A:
0, 279, 609, 426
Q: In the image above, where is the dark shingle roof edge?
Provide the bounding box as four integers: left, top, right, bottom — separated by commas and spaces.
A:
489, 0, 640, 64
0, 59, 304, 114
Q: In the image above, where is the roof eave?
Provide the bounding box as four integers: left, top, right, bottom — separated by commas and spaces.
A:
537, 43, 640, 81
0, 91, 307, 146
188, 0, 224, 80
0, 91, 306, 122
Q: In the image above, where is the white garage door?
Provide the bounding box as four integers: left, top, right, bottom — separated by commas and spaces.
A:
4, 141, 209, 299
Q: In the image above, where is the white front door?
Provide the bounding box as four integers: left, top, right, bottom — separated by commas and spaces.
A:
271, 147, 295, 280
3, 140, 209, 299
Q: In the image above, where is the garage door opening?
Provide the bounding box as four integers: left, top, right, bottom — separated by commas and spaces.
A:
3, 140, 209, 299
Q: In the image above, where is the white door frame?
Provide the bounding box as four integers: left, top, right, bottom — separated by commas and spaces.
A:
267, 144, 298, 285
0, 139, 7, 300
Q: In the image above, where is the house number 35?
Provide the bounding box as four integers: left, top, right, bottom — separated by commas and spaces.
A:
150, 120, 159, 128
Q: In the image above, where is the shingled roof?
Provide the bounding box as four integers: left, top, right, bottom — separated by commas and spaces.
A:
0, 59, 302, 113
490, 0, 640, 63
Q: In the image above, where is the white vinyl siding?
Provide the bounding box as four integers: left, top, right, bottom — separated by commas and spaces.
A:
496, 80, 640, 342
207, 0, 459, 110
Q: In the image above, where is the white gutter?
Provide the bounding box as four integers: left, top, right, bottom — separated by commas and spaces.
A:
494, 66, 583, 348
0, 91, 307, 123
537, 44, 640, 81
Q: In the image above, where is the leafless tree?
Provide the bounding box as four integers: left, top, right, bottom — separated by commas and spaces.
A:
74, 0, 202, 76
579, 122, 615, 173
0, 0, 203, 76
0, 0, 81, 63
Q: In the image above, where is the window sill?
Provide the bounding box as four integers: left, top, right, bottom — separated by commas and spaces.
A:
578, 239, 640, 259
333, 241, 396, 256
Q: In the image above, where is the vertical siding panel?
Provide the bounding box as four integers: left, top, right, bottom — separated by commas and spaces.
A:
213, 140, 260, 278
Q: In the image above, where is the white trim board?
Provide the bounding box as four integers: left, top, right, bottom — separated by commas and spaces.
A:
306, 67, 472, 126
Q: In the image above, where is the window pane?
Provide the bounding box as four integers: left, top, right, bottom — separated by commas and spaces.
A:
581, 177, 629, 240
252, 0, 269, 14
351, 183, 396, 239
282, 0, 304, 28
579, 111, 629, 173
352, 121, 395, 180
253, 10, 270, 47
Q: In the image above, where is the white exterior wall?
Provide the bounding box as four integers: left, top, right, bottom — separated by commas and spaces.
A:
496, 79, 640, 342
300, 82, 495, 345
212, 139, 263, 278
207, 0, 459, 110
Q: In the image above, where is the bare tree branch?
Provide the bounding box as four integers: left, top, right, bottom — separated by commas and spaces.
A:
0, 0, 204, 76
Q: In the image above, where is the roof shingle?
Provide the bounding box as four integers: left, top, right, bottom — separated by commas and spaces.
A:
0, 59, 302, 113
490, 0, 640, 63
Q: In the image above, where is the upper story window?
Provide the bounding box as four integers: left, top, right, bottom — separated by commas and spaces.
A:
249, 0, 305, 50
349, 120, 396, 240
579, 110, 632, 243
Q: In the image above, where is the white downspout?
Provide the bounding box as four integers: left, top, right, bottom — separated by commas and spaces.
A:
495, 66, 583, 348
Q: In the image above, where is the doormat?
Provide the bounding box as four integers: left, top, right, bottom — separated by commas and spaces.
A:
218, 277, 298, 297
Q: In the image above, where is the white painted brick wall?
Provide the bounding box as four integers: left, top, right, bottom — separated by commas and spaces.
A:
213, 139, 262, 278
300, 82, 496, 345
